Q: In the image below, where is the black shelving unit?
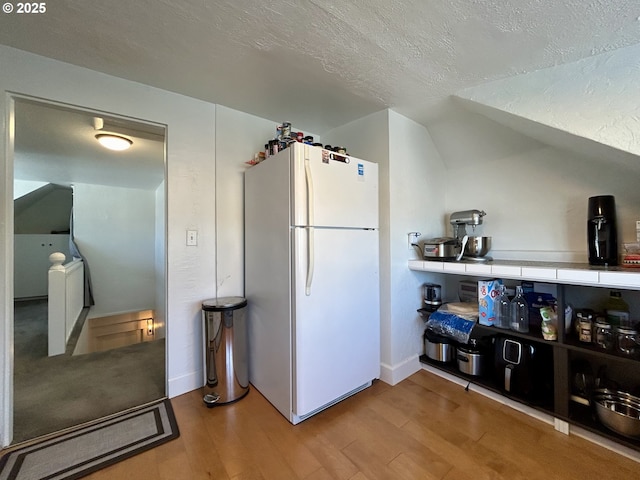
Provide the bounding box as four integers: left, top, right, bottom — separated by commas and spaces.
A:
568, 401, 640, 451
418, 352, 556, 415
411, 264, 640, 454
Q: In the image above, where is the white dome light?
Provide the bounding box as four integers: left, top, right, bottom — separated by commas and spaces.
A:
95, 133, 133, 151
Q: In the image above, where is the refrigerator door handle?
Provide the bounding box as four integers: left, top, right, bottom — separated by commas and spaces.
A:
304, 144, 314, 225
304, 146, 315, 295
306, 227, 314, 296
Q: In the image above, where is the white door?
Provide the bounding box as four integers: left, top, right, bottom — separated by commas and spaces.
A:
291, 144, 378, 229
292, 226, 380, 418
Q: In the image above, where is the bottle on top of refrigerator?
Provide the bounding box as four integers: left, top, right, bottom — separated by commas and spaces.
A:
510, 285, 529, 333
605, 290, 630, 327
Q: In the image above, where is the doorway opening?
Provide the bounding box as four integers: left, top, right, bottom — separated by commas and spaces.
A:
11, 97, 167, 444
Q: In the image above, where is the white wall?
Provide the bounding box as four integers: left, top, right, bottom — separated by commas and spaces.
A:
450, 43, 640, 257
73, 183, 156, 316
324, 109, 447, 384
0, 45, 216, 446
431, 108, 640, 262
214, 106, 283, 298
386, 111, 447, 382
13, 234, 70, 298
214, 106, 321, 298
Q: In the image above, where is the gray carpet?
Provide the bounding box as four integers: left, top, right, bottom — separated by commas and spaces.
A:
13, 299, 165, 445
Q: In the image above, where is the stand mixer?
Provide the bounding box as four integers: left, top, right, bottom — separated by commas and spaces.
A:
450, 209, 486, 239
450, 210, 490, 261
422, 210, 491, 261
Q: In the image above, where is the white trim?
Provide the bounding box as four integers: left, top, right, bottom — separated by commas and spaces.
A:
0, 92, 15, 447
167, 369, 203, 399
379, 354, 422, 386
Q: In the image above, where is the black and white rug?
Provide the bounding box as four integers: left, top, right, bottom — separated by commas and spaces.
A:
0, 399, 179, 480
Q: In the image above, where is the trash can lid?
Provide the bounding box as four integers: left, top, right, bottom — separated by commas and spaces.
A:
202, 296, 247, 311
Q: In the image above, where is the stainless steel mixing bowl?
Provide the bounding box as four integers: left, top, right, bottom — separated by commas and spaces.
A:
593, 389, 640, 438
464, 236, 492, 257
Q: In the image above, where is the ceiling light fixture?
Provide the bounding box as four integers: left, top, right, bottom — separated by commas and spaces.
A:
95, 133, 133, 151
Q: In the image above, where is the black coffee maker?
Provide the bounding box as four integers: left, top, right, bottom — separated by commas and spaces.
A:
588, 195, 618, 266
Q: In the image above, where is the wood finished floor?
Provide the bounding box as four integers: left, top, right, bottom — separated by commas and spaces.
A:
84, 370, 640, 479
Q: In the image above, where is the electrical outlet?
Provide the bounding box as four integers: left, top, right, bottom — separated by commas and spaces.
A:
187, 230, 198, 246
408, 232, 421, 249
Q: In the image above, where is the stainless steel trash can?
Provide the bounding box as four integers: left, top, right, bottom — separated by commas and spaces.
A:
202, 296, 249, 406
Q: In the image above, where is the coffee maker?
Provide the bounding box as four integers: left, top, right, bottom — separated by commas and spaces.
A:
587, 195, 618, 266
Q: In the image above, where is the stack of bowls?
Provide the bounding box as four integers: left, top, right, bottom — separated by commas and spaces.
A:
592, 389, 640, 438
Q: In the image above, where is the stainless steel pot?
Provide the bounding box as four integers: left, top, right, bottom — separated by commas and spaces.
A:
424, 330, 455, 363
593, 389, 640, 438
457, 346, 485, 376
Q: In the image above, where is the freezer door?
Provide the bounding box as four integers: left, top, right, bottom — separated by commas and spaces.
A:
292, 226, 380, 418
292, 144, 378, 229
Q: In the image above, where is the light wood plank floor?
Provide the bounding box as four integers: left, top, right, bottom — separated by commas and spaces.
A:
84, 370, 640, 479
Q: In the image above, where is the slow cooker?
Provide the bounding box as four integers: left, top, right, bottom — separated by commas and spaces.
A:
424, 329, 456, 363
456, 345, 485, 376
422, 237, 458, 260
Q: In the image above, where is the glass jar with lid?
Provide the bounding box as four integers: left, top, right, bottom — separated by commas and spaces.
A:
594, 319, 613, 350
616, 326, 639, 356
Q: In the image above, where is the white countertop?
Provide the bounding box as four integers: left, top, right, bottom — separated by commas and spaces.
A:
408, 258, 640, 288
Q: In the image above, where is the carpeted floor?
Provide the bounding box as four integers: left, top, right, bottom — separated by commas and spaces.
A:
12, 299, 165, 445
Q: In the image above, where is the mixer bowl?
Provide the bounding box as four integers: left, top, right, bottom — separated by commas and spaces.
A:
464, 236, 492, 257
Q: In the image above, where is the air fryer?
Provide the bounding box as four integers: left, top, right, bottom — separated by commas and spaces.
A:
494, 337, 554, 406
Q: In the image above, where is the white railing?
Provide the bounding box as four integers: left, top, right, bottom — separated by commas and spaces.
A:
48, 252, 84, 356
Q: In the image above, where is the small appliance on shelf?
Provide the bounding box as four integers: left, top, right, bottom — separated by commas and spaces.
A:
421, 209, 492, 262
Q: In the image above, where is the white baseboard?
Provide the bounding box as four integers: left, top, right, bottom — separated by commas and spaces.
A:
380, 355, 422, 386
168, 369, 203, 398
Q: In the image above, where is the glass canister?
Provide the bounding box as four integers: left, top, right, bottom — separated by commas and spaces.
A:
594, 319, 613, 350
575, 310, 594, 343
616, 326, 639, 356
510, 285, 529, 333
493, 284, 511, 329
578, 316, 593, 343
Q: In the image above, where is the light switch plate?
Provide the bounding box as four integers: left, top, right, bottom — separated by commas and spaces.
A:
187, 230, 198, 246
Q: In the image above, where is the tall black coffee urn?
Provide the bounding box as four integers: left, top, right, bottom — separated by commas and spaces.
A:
587, 195, 618, 266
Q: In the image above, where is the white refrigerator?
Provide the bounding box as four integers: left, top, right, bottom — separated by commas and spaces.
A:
244, 142, 380, 424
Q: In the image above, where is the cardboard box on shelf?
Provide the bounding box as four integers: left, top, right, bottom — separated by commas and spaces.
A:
478, 279, 502, 326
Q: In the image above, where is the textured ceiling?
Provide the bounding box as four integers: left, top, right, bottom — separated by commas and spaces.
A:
14, 99, 165, 190
1, 0, 640, 133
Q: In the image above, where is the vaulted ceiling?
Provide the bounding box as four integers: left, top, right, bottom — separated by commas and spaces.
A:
1, 0, 638, 136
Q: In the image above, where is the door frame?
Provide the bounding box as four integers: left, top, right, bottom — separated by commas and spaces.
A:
2, 93, 169, 446
1, 47, 220, 448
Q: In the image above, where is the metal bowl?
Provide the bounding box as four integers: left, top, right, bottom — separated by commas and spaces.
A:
464, 236, 492, 257
593, 390, 640, 438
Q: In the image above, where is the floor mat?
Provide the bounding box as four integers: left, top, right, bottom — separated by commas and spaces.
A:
0, 399, 179, 480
